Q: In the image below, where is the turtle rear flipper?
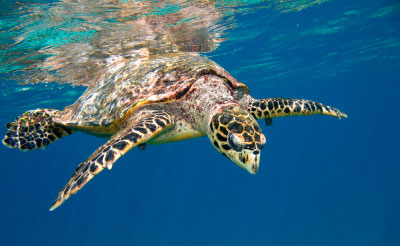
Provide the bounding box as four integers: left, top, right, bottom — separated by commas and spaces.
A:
2, 109, 73, 151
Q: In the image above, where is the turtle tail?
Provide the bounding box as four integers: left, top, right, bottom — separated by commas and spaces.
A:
2, 109, 73, 151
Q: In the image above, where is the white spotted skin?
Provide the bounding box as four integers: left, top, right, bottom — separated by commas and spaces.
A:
146, 74, 245, 144
170, 75, 238, 132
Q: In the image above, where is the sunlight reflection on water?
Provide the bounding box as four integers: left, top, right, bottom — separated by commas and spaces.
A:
0, 0, 399, 110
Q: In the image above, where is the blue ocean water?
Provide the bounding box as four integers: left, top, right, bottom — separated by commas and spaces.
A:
0, 0, 399, 245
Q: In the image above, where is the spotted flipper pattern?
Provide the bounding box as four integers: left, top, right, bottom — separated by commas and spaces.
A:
2, 109, 73, 151
49, 110, 175, 211
248, 98, 347, 120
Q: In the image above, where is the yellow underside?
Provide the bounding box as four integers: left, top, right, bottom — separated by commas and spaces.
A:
149, 130, 206, 144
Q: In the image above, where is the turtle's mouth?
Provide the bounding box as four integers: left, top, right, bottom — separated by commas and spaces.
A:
229, 149, 260, 174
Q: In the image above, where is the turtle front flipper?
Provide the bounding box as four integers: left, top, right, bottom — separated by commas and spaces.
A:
248, 98, 347, 122
2, 109, 73, 151
49, 110, 175, 211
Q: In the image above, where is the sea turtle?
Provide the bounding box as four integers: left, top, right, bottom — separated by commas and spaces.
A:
2, 52, 347, 210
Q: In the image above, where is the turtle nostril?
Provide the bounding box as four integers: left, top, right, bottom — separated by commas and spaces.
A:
253, 150, 260, 155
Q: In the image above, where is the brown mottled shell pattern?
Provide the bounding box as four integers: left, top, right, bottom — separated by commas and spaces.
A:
57, 52, 247, 130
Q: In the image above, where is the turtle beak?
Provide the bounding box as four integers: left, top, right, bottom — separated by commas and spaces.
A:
246, 149, 260, 174
231, 149, 261, 174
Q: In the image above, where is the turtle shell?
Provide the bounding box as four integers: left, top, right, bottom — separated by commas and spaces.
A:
58, 52, 248, 132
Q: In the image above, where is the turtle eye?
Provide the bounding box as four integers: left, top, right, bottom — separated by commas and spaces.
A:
228, 132, 244, 152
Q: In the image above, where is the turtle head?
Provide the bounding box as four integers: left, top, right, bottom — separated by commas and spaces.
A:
208, 104, 266, 174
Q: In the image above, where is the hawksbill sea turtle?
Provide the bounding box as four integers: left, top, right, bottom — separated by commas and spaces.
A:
2, 51, 347, 210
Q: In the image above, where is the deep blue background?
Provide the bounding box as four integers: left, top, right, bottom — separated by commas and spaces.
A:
0, 1, 399, 246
